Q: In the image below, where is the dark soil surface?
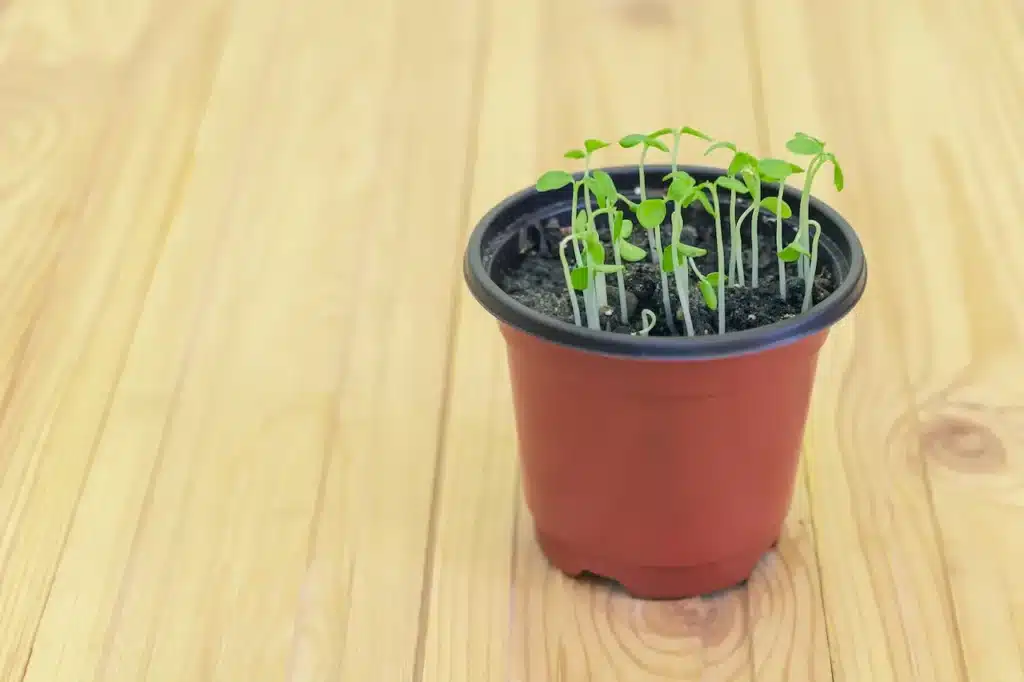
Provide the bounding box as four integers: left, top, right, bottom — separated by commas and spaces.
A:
496, 198, 837, 336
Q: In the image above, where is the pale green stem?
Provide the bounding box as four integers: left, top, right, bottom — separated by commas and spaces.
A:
801, 219, 823, 313
797, 155, 826, 277
569, 181, 584, 266
558, 235, 582, 326
712, 190, 725, 334
611, 218, 629, 325
776, 182, 788, 300
750, 179, 762, 288
671, 208, 696, 337
729, 190, 744, 286
633, 309, 657, 336
655, 224, 677, 335
583, 284, 600, 330
582, 155, 608, 309
638, 145, 661, 267
735, 204, 757, 239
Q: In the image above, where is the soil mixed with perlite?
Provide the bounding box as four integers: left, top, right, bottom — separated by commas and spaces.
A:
495, 197, 838, 336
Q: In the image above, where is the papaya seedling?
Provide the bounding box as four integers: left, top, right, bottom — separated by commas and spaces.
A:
757, 158, 804, 299
704, 141, 761, 288
531, 126, 840, 337
784, 132, 843, 277
801, 219, 823, 313
586, 169, 646, 324
632, 308, 657, 336
694, 178, 731, 334
635, 195, 676, 334
620, 131, 670, 267
576, 140, 613, 307
537, 141, 618, 326
662, 171, 711, 337
558, 233, 584, 327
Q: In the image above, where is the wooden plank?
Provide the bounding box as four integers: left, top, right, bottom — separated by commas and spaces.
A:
752, 1, 971, 680
901, 2, 1024, 680
0, 3, 230, 680
418, 0, 536, 678
7, 0, 484, 680
421, 0, 833, 680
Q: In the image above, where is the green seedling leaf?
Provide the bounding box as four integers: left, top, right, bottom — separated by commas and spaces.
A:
572, 210, 588, 234
786, 135, 824, 156
741, 170, 760, 196
717, 176, 749, 194
660, 246, 678, 273
635, 198, 667, 230
704, 140, 737, 155
698, 279, 718, 310
584, 138, 610, 154
728, 152, 757, 176
584, 230, 605, 264
564, 149, 586, 160
619, 218, 634, 239
618, 240, 646, 262
760, 196, 792, 219
645, 137, 670, 153
662, 169, 695, 183
586, 169, 618, 206
648, 127, 674, 138
619, 133, 646, 148
758, 158, 801, 180
831, 156, 845, 191
795, 131, 824, 144
678, 243, 707, 258
706, 272, 725, 287
694, 188, 716, 216
587, 244, 606, 266
570, 267, 590, 291
611, 211, 624, 241
593, 263, 624, 274
661, 244, 707, 272
536, 170, 574, 191
779, 242, 810, 262
667, 175, 696, 203
680, 126, 711, 141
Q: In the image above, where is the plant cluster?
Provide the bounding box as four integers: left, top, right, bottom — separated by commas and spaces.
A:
535, 129, 844, 335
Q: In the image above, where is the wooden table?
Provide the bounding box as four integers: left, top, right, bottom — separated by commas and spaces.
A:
1, 0, 1021, 679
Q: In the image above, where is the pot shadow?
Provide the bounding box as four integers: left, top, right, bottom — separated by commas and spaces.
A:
574, 570, 750, 602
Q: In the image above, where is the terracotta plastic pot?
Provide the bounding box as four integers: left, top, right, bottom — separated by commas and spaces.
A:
464, 165, 867, 599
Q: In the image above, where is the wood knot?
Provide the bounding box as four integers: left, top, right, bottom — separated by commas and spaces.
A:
640, 596, 737, 644
919, 415, 1007, 474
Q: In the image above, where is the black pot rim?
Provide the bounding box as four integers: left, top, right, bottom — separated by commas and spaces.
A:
463, 164, 868, 361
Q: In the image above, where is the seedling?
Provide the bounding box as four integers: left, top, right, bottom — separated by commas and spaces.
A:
757, 158, 804, 298
620, 131, 670, 267
784, 132, 844, 277
802, 219, 823, 313
703, 141, 751, 287
635, 195, 676, 333
586, 169, 647, 324
662, 170, 712, 336
632, 308, 657, 336
537, 142, 626, 330
694, 178, 732, 334
533, 127, 839, 336
558, 233, 583, 326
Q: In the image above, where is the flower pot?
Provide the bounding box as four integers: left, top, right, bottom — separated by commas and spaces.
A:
463, 164, 867, 599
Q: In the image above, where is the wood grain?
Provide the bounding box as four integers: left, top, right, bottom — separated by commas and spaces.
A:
0, 0, 1022, 679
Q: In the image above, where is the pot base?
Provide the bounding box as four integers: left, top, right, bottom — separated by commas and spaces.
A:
536, 528, 775, 600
